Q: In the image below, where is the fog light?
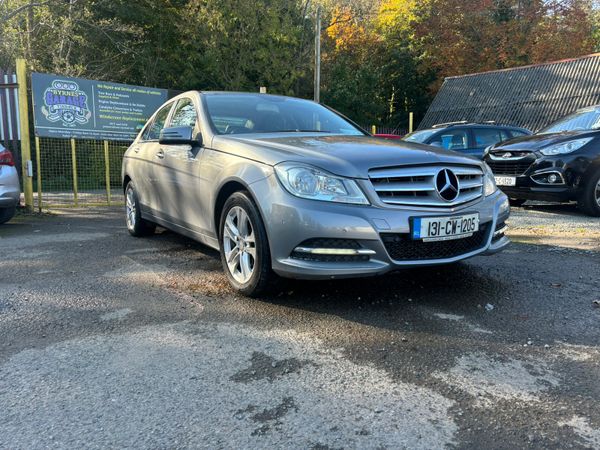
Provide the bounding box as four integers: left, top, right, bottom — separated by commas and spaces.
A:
548, 174, 558, 183
500, 197, 510, 214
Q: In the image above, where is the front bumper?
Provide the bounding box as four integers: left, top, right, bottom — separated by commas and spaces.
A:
0, 166, 20, 208
486, 152, 592, 202
251, 175, 510, 280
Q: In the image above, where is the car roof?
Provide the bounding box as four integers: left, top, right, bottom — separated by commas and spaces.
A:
424, 122, 530, 132
198, 91, 304, 101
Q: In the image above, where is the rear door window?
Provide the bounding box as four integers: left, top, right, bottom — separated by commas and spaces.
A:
472, 128, 509, 148
509, 129, 529, 138
429, 129, 469, 150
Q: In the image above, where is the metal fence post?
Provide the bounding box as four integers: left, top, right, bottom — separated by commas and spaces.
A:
70, 138, 79, 206
103, 140, 111, 205
409, 112, 414, 133
35, 136, 42, 212
16, 58, 33, 211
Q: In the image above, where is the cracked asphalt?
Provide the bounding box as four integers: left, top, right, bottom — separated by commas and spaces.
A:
0, 205, 599, 449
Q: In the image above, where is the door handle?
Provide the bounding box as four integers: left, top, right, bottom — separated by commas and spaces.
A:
156, 149, 165, 159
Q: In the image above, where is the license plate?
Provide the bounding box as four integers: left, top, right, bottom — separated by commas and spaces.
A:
494, 176, 516, 186
412, 214, 479, 241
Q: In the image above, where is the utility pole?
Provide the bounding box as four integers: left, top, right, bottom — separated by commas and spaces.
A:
314, 6, 321, 103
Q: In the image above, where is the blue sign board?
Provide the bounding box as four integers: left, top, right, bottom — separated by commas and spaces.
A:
31, 72, 168, 141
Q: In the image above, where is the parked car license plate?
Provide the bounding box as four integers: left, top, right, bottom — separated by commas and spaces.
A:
412, 214, 479, 241
494, 176, 516, 186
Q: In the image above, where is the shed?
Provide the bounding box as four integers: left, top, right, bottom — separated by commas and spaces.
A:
419, 53, 600, 132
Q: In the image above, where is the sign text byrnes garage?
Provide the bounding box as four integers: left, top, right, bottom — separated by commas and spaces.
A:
31, 73, 168, 141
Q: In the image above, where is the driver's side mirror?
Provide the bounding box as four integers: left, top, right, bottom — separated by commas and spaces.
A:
159, 126, 202, 147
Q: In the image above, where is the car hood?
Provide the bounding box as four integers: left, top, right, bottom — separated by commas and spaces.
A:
491, 130, 600, 152
212, 134, 483, 179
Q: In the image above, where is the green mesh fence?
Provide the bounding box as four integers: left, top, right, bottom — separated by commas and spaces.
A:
34, 137, 131, 208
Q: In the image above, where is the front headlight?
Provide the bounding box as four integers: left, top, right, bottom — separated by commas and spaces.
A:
275, 163, 369, 205
540, 137, 592, 156
483, 163, 497, 196
483, 145, 493, 157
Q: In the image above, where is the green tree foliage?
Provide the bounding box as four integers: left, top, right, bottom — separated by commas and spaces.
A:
0, 0, 598, 128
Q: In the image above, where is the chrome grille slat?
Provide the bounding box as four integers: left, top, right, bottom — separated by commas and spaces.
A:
459, 179, 483, 189
449, 167, 484, 176
369, 181, 435, 192
369, 166, 441, 178
380, 190, 482, 207
369, 165, 484, 207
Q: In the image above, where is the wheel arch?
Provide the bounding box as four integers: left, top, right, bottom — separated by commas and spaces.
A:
123, 174, 132, 193
213, 179, 262, 239
581, 156, 600, 181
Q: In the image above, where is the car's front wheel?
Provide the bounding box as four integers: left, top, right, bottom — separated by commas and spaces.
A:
577, 168, 600, 217
125, 181, 156, 236
219, 192, 274, 296
0, 206, 16, 224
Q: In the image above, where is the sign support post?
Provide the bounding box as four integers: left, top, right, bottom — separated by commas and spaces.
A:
35, 136, 42, 212
103, 140, 111, 205
16, 58, 33, 211
70, 138, 79, 206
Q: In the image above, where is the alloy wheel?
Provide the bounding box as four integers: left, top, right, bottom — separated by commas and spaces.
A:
126, 186, 136, 230
222, 206, 256, 284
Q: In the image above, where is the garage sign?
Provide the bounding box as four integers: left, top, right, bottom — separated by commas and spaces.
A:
31, 72, 168, 141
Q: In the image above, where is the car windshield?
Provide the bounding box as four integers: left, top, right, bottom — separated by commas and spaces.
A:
402, 129, 438, 143
204, 94, 365, 136
539, 107, 600, 134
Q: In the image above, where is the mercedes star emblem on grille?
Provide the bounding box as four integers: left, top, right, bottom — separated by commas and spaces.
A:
502, 152, 512, 158
435, 169, 460, 201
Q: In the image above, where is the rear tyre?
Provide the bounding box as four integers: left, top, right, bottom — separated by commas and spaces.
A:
577, 169, 600, 217
219, 191, 274, 297
125, 181, 156, 236
0, 206, 16, 224
509, 198, 527, 207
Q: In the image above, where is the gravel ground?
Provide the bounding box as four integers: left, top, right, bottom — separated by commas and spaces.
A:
0, 204, 599, 449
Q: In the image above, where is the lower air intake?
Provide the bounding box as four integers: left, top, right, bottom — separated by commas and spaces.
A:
381, 224, 489, 261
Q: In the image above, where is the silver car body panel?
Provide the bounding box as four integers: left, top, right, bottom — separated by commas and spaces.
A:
122, 91, 510, 280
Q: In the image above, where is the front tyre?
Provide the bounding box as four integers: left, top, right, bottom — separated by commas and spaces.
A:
125, 181, 156, 236
219, 191, 274, 297
577, 168, 600, 217
0, 206, 16, 224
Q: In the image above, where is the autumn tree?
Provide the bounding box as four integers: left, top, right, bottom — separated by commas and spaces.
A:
413, 0, 595, 89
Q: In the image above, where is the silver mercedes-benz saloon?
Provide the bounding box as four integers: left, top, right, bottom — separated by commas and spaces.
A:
122, 91, 510, 296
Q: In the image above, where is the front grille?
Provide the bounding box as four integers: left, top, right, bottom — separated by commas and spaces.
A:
369, 164, 483, 207
381, 224, 489, 261
487, 160, 533, 176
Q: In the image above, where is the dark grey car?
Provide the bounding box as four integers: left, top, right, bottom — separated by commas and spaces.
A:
122, 92, 510, 296
403, 122, 531, 159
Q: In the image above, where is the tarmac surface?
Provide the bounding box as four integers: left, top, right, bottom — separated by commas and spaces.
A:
0, 205, 599, 449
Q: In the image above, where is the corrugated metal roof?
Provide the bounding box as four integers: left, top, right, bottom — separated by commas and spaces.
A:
419, 53, 600, 132
0, 69, 20, 143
